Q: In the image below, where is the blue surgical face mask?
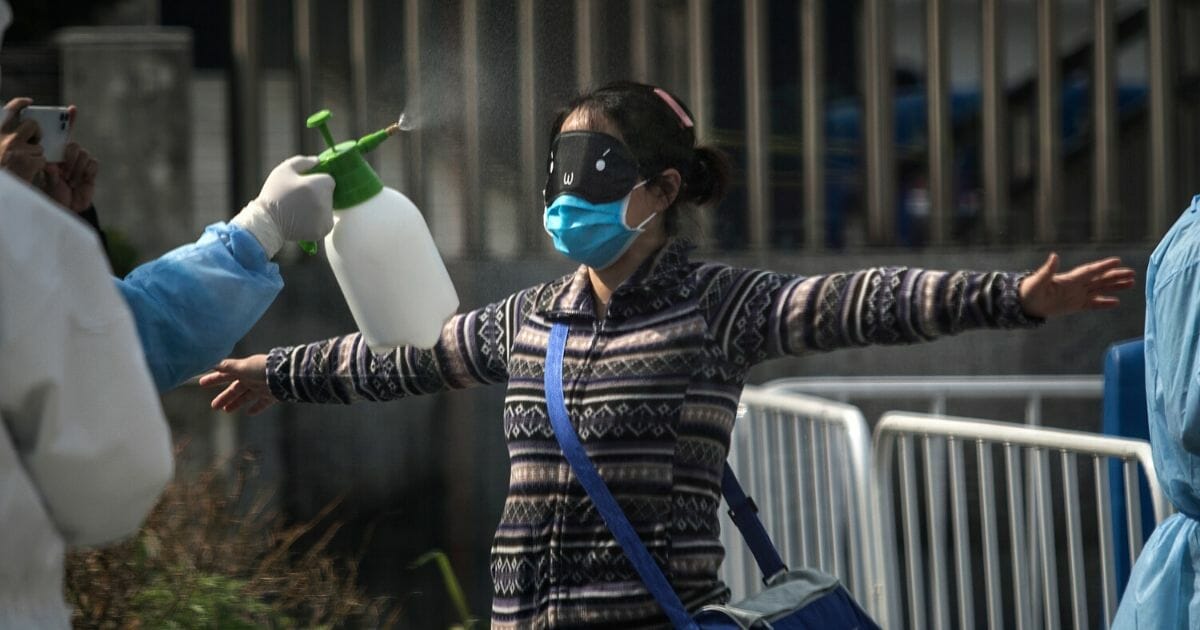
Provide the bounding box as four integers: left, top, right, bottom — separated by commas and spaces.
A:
544, 179, 654, 270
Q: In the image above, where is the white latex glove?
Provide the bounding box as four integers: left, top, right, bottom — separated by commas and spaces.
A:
232, 155, 335, 258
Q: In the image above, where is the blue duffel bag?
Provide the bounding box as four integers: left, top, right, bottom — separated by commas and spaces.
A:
546, 323, 880, 629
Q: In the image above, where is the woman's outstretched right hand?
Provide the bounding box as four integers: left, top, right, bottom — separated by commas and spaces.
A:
199, 354, 275, 415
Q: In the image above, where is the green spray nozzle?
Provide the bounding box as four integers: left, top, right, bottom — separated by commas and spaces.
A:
297, 109, 396, 254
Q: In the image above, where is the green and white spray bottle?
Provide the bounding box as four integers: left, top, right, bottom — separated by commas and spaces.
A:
301, 109, 458, 352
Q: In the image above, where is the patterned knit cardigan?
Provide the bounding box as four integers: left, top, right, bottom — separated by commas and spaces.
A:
266, 238, 1039, 629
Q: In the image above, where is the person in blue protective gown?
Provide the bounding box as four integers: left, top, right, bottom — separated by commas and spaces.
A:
1113, 193, 1200, 629
0, 93, 334, 391
114, 154, 333, 390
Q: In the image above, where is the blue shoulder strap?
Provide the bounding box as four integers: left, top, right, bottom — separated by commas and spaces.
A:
721, 464, 788, 582
545, 323, 698, 630
545, 323, 788, 627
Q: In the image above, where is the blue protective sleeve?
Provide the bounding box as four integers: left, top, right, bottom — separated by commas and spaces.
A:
115, 223, 284, 391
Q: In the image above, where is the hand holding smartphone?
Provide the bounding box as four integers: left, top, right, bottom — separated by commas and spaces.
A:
18, 106, 73, 162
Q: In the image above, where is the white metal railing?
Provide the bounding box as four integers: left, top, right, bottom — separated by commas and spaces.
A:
764, 375, 1103, 425
765, 374, 1109, 628
872, 412, 1170, 630
722, 385, 877, 612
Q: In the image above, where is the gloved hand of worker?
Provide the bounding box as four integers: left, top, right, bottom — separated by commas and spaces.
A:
232, 155, 335, 258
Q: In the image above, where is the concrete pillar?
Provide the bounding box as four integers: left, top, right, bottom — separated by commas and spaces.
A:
56, 27, 194, 260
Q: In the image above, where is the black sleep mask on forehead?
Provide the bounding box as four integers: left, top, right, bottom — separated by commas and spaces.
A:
543, 131, 641, 206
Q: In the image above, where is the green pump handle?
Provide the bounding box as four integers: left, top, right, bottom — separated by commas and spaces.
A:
298, 110, 392, 254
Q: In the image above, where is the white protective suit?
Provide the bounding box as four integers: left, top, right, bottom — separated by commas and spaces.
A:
0, 170, 172, 626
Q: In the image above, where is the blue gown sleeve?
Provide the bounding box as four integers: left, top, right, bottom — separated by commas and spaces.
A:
115, 223, 284, 391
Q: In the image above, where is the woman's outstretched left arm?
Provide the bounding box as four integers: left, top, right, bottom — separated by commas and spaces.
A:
708, 254, 1133, 369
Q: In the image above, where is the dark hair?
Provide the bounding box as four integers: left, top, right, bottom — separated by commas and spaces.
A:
549, 81, 731, 236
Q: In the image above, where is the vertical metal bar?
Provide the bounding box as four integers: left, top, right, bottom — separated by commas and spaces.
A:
1035, 0, 1060, 243
1061, 452, 1088, 630
574, 0, 597, 89
874, 432, 904, 629
925, 0, 952, 245
824, 423, 844, 581
763, 416, 777, 531
517, 0, 542, 253
1026, 394, 1043, 426
775, 416, 794, 566
1148, 0, 1176, 238
931, 395, 947, 416
801, 0, 825, 250
978, 441, 1005, 630
687, 0, 712, 142
949, 437, 975, 630
687, 0, 714, 243
403, 0, 426, 215
811, 420, 829, 570
1124, 460, 1145, 561
772, 412, 792, 559
1094, 456, 1118, 626
795, 417, 810, 569
1025, 393, 1044, 626
630, 0, 650, 83
349, 0, 370, 138
924, 436, 951, 630
1092, 0, 1118, 241
460, 0, 484, 253
1006, 444, 1033, 630
839, 427, 866, 599
743, 0, 769, 253
900, 435, 928, 630
981, 0, 1008, 242
863, 0, 894, 245
292, 0, 316, 155
1034, 448, 1061, 630
230, 0, 261, 208
793, 412, 813, 566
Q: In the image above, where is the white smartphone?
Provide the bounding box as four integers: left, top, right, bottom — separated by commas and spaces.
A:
18, 106, 72, 162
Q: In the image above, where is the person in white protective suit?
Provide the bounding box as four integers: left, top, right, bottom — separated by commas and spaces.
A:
0, 1, 334, 625
0, 150, 172, 625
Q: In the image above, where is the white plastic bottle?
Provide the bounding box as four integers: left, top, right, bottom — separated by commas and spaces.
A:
302, 110, 458, 352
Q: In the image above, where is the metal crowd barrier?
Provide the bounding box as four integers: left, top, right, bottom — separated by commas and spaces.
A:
765, 374, 1110, 628
722, 385, 878, 612
763, 375, 1103, 425
872, 412, 1171, 630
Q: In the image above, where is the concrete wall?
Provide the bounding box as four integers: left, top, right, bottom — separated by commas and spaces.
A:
57, 27, 194, 262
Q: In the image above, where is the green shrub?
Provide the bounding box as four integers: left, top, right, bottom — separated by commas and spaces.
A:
65, 448, 400, 629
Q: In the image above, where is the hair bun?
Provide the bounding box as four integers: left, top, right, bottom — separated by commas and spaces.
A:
684, 146, 730, 207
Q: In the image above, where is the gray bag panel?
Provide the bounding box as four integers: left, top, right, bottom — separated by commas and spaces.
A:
696, 569, 841, 627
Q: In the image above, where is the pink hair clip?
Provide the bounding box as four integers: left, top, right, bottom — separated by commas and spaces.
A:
654, 87, 694, 129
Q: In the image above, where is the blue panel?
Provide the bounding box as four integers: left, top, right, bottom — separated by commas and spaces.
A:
1102, 338, 1156, 599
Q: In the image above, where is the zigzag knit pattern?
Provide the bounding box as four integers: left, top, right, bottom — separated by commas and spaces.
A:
266, 238, 1040, 628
